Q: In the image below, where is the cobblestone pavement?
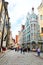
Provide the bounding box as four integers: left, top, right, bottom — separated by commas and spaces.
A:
0, 50, 10, 58
0, 50, 43, 65
33, 52, 43, 59
0, 52, 5, 58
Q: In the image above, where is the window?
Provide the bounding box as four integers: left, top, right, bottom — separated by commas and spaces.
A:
27, 18, 28, 20
29, 35, 30, 41
36, 16, 38, 20
41, 27, 43, 33
34, 24, 36, 30
40, 15, 42, 20
42, 15, 43, 20
31, 24, 33, 30
31, 24, 32, 27
31, 33, 33, 36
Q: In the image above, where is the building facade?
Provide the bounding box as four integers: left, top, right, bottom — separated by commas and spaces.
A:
15, 35, 19, 44
29, 8, 40, 50
8, 32, 14, 48
0, 0, 10, 51
22, 8, 40, 50
38, 0, 43, 51
18, 25, 25, 47
18, 0, 43, 51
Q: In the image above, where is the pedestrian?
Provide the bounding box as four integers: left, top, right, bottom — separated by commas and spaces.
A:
37, 47, 40, 56
20, 47, 22, 53
22, 45, 25, 54
23, 47, 25, 54
27, 45, 30, 52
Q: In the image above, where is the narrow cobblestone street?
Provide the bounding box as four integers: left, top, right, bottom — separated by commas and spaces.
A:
0, 0, 43, 65
0, 50, 43, 65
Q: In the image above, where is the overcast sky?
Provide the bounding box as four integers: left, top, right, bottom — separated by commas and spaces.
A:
5, 0, 41, 38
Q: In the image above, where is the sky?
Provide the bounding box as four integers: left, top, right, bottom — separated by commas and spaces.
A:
5, 0, 41, 39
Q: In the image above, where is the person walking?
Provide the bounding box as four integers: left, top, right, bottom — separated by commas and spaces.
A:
37, 47, 40, 56
27, 45, 30, 52
22, 44, 25, 54
20, 47, 22, 53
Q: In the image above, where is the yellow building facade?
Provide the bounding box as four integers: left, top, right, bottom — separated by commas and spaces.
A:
38, 1, 43, 38
0, 0, 10, 51
38, 0, 43, 51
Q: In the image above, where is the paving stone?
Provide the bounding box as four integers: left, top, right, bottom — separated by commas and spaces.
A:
0, 50, 43, 65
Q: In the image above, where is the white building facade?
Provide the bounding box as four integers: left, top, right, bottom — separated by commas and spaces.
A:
22, 8, 40, 50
